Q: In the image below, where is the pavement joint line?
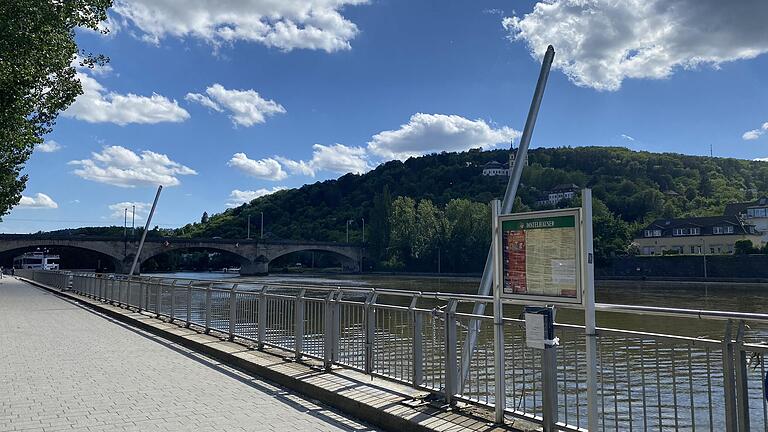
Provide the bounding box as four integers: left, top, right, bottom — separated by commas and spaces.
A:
16, 277, 532, 432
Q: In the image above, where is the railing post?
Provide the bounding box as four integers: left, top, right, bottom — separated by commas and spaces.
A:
542, 337, 559, 431
364, 292, 378, 374
186, 285, 192, 327
294, 289, 306, 359
258, 286, 267, 349
138, 280, 146, 312
204, 284, 212, 333
170, 282, 177, 322
444, 299, 458, 405
722, 320, 738, 432
734, 320, 751, 432
324, 290, 340, 369
410, 296, 423, 387
228, 284, 238, 340
155, 282, 162, 318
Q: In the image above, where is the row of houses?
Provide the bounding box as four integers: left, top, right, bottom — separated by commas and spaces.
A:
634, 196, 768, 255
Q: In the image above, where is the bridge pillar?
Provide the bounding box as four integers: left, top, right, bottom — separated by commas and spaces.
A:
241, 256, 269, 276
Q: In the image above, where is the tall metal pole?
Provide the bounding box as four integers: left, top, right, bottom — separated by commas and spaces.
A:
362, 217, 365, 243
128, 185, 163, 276
247, 215, 251, 240
131, 205, 135, 238
260, 212, 264, 239
346, 220, 350, 243
460, 45, 555, 389
490, 200, 505, 423
582, 189, 598, 431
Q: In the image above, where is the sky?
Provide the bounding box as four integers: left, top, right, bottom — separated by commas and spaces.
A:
3, 0, 768, 234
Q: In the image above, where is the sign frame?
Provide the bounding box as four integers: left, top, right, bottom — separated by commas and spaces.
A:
495, 207, 585, 306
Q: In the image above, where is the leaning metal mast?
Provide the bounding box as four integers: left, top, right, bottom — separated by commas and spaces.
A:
459, 45, 555, 389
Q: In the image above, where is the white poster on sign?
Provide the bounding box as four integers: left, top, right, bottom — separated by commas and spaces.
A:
524, 313, 546, 349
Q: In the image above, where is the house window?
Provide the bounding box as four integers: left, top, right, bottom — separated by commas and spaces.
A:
642, 246, 655, 255
713, 226, 723, 234
748, 207, 768, 218
725, 225, 734, 234
690, 227, 700, 235
673, 228, 684, 236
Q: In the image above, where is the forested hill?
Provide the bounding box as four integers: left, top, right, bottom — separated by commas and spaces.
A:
172, 146, 767, 271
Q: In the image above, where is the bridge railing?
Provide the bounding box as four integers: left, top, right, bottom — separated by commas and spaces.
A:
29, 270, 768, 431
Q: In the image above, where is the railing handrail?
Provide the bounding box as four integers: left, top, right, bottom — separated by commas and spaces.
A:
76, 271, 768, 324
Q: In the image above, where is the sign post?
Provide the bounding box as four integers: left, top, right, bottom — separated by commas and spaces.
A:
491, 200, 505, 423
581, 189, 598, 431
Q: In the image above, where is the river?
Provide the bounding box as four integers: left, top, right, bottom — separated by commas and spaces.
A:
146, 271, 768, 429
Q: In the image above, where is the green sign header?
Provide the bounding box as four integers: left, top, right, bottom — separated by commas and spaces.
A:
502, 215, 576, 231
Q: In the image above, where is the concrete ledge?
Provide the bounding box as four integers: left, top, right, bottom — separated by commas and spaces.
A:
19, 278, 532, 432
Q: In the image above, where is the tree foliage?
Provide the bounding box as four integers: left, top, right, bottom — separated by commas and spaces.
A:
48, 146, 768, 272
0, 0, 111, 219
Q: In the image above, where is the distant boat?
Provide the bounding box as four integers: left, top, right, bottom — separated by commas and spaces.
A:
13, 251, 60, 270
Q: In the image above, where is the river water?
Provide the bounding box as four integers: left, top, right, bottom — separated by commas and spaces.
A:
150, 271, 768, 338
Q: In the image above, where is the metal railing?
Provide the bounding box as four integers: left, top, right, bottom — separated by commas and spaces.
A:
19, 270, 768, 431
16, 269, 70, 291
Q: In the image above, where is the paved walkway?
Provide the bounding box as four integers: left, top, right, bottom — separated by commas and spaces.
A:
0, 277, 377, 432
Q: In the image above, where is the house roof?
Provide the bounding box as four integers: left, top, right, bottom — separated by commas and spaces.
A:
551, 183, 580, 192
638, 215, 755, 238
482, 161, 505, 169
724, 196, 768, 215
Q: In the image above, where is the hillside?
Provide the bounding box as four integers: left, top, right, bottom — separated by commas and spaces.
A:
175, 146, 768, 271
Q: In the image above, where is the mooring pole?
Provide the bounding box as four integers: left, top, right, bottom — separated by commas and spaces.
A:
128, 185, 163, 276
460, 45, 555, 390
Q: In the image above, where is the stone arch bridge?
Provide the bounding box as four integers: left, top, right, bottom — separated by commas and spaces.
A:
0, 235, 366, 275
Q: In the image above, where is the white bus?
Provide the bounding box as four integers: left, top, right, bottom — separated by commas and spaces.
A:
13, 252, 60, 270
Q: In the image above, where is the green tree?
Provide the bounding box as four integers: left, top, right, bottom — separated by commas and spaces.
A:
413, 199, 444, 262
389, 196, 417, 263
734, 239, 756, 255
201, 212, 209, 224
0, 0, 112, 219
369, 186, 392, 263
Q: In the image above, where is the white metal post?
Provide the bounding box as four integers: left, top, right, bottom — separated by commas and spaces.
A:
582, 189, 598, 431
491, 200, 506, 424
129, 185, 162, 276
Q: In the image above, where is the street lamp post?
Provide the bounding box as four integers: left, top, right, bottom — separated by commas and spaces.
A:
346, 219, 353, 243
361, 217, 365, 243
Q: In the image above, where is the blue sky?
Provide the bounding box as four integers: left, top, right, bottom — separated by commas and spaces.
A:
3, 0, 768, 233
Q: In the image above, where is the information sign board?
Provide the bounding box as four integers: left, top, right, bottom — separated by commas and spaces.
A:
496, 208, 583, 305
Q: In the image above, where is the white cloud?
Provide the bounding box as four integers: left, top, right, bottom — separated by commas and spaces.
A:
367, 113, 520, 160
69, 145, 197, 187
742, 121, 768, 140
64, 71, 189, 125
226, 188, 286, 207
277, 144, 370, 177
743, 129, 763, 141
18, 193, 58, 209
186, 84, 285, 127
112, 0, 367, 52
620, 134, 636, 142
228, 153, 287, 180
108, 202, 150, 221
503, 0, 768, 91
36, 140, 63, 153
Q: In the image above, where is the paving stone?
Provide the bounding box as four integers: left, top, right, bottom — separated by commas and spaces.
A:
0, 278, 376, 432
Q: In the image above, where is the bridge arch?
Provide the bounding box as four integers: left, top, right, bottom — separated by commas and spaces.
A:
0, 243, 123, 272
263, 244, 362, 273
138, 245, 252, 272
